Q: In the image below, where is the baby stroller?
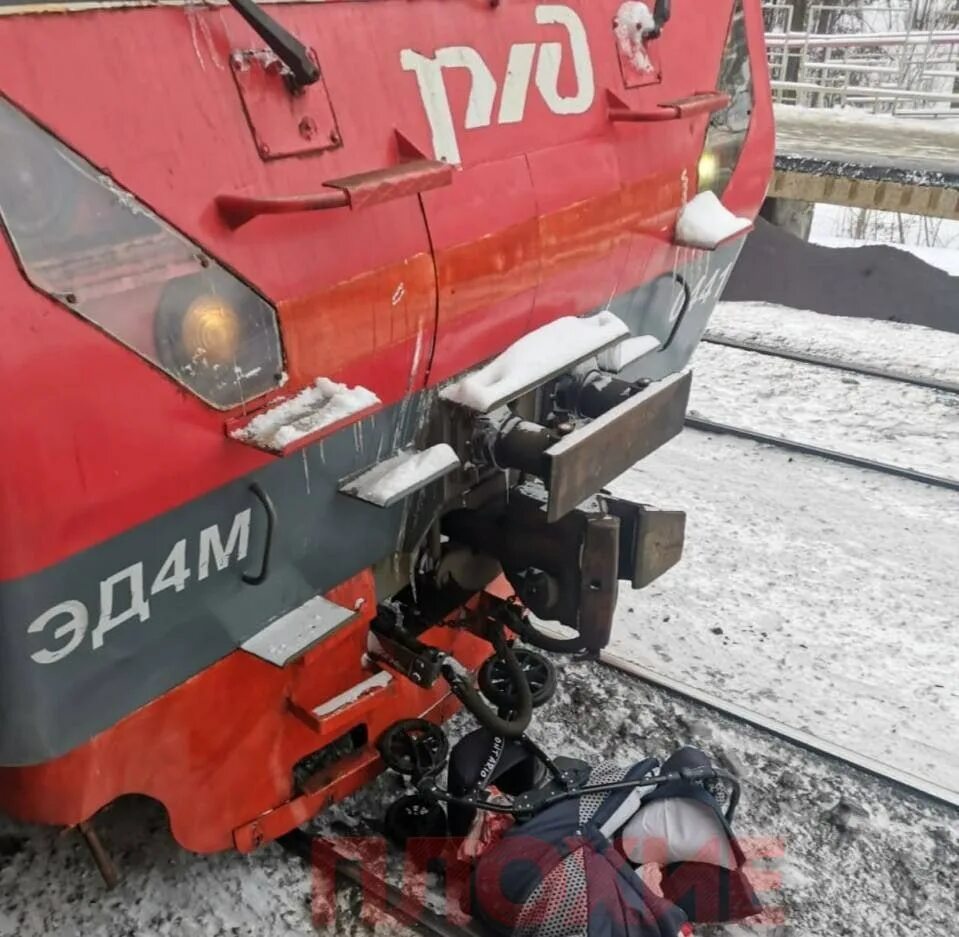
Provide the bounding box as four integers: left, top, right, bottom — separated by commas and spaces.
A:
377, 640, 762, 936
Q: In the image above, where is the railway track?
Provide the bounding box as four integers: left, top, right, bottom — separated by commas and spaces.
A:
279, 828, 484, 937
595, 652, 959, 811
684, 415, 959, 493
701, 334, 959, 396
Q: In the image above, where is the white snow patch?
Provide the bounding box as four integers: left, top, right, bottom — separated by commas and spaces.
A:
440, 312, 630, 412
605, 300, 959, 798
232, 378, 380, 452
597, 334, 661, 372
776, 102, 959, 139
343, 444, 460, 507
674, 192, 751, 250
614, 1, 657, 72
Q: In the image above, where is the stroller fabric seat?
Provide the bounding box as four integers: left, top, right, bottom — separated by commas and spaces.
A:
470, 749, 761, 936
471, 759, 689, 937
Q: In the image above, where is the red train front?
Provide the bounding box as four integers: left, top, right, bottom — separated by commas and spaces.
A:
0, 0, 773, 854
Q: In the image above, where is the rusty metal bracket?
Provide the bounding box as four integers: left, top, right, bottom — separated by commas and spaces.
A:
216, 158, 453, 228
77, 820, 119, 889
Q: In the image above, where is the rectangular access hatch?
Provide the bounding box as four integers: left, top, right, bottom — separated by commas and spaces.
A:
231, 48, 341, 160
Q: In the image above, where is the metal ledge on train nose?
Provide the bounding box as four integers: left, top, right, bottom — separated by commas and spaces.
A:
241, 594, 358, 667
440, 313, 631, 413
339, 444, 461, 508
544, 370, 692, 522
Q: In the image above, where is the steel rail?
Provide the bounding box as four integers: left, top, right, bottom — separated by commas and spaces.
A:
594, 652, 959, 811
279, 829, 485, 937
684, 416, 959, 493
701, 335, 959, 395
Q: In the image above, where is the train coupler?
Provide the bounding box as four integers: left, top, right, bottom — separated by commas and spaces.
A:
442, 480, 685, 653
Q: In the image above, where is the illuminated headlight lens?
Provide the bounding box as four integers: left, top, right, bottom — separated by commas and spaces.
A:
181, 296, 242, 366
697, 151, 721, 193
0, 96, 284, 410
155, 270, 280, 407
698, 0, 753, 196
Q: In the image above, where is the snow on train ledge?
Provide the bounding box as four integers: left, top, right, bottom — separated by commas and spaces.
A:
230, 377, 381, 454
674, 191, 753, 250
441, 311, 631, 412
340, 443, 461, 508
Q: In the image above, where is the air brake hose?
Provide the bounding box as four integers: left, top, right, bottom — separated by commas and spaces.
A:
441, 627, 533, 740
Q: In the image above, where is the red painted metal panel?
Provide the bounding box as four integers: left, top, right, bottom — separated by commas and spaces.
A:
0, 6, 442, 578
526, 136, 628, 331
607, 0, 738, 288
422, 156, 542, 386
0, 0, 776, 852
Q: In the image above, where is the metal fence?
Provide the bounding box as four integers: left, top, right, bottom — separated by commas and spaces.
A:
763, 1, 959, 115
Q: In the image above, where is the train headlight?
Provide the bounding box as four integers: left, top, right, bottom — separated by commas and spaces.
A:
698, 0, 753, 196
0, 95, 284, 410
696, 151, 721, 193
181, 296, 243, 366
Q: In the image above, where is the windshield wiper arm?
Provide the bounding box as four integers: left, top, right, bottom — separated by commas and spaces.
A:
225, 0, 320, 88
650, 0, 671, 37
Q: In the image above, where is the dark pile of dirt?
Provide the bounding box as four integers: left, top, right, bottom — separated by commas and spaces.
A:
723, 217, 958, 334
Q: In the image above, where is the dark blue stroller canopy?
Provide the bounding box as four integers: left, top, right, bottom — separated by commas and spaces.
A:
470, 750, 761, 936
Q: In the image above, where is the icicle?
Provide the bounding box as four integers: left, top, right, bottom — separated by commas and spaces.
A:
301, 450, 311, 495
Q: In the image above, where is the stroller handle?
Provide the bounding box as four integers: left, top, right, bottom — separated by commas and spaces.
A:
442, 625, 534, 740
423, 764, 741, 823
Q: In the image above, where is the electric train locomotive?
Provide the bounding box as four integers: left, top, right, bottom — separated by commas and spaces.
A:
0, 0, 773, 857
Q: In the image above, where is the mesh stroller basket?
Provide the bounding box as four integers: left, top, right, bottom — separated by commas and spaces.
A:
471, 759, 690, 937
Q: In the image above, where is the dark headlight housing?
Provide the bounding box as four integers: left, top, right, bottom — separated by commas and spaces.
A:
0, 96, 284, 410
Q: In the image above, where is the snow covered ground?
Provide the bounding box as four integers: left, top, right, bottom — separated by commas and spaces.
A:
707, 301, 959, 386
607, 302, 959, 797
689, 342, 959, 478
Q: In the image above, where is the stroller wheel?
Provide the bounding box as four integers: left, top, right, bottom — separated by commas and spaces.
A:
378, 719, 449, 777
479, 648, 557, 710
384, 794, 447, 846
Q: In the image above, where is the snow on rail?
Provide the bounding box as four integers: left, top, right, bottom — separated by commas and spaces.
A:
440, 312, 630, 412
773, 105, 959, 181
231, 378, 380, 452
